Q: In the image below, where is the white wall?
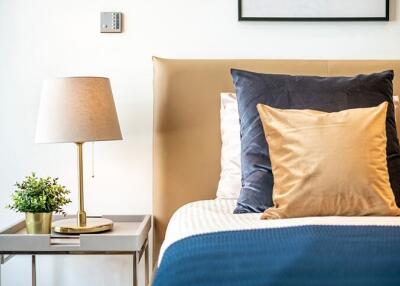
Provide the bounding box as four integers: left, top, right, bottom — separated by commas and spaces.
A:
0, 0, 399, 285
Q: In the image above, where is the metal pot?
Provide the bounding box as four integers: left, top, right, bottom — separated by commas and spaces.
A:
25, 212, 52, 234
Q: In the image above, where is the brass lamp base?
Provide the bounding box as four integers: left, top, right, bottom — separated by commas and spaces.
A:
52, 218, 113, 234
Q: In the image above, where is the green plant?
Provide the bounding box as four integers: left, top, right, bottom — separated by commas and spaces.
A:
7, 173, 71, 215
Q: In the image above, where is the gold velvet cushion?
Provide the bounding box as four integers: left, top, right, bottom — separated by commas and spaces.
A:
257, 102, 400, 219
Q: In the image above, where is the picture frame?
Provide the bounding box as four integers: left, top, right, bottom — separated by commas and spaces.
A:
238, 0, 389, 22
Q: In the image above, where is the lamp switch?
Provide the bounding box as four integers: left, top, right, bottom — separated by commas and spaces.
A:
100, 12, 122, 33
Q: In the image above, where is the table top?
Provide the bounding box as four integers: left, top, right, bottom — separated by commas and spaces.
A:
0, 215, 151, 253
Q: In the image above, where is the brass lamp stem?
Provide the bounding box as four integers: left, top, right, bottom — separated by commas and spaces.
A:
76, 142, 87, 227
52, 142, 113, 234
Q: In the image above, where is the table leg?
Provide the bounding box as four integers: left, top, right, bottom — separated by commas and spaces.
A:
133, 253, 137, 286
0, 255, 2, 286
32, 255, 36, 286
144, 244, 149, 286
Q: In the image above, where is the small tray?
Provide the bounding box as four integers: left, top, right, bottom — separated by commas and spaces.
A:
0, 215, 151, 253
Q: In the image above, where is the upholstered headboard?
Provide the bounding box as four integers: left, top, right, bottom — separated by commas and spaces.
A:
153, 58, 400, 262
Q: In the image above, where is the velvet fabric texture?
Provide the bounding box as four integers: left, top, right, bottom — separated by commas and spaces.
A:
231, 69, 400, 214
258, 103, 400, 219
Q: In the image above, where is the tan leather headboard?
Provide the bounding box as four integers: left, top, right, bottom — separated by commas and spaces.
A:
153, 57, 400, 262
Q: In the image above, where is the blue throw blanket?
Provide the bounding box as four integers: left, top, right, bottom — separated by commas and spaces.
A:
153, 225, 400, 286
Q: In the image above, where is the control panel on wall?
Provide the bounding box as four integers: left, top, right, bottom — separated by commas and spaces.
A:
100, 12, 122, 33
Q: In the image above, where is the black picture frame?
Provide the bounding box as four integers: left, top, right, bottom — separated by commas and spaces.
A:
238, 0, 389, 22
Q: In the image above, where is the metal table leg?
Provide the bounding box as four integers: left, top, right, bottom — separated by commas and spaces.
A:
1, 251, 146, 286
0, 255, 2, 286
133, 252, 138, 286
144, 244, 149, 286
32, 255, 36, 286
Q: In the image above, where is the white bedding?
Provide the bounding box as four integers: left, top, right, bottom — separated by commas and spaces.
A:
159, 199, 400, 263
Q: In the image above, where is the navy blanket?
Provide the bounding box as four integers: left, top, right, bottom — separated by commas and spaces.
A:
153, 225, 400, 286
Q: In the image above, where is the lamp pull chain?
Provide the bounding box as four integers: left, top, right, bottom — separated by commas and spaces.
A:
91, 142, 95, 178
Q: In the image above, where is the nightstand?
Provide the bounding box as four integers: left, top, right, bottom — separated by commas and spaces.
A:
0, 215, 151, 286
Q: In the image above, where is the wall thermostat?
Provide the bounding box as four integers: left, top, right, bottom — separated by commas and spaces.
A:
100, 12, 122, 33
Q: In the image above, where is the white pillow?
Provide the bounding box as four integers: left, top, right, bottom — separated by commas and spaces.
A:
216, 93, 242, 199
394, 96, 400, 125
394, 96, 400, 142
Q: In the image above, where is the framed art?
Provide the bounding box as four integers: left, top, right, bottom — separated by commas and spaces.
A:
238, 0, 389, 21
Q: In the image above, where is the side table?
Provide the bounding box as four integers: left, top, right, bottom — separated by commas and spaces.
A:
0, 215, 151, 286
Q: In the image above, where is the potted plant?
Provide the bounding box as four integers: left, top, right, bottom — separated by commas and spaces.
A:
7, 173, 71, 234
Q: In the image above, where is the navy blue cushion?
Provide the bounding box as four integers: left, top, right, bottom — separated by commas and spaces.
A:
231, 69, 400, 213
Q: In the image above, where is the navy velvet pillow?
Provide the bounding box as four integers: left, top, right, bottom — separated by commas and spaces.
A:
231, 69, 400, 214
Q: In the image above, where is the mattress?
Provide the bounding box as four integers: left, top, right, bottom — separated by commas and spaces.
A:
159, 199, 400, 263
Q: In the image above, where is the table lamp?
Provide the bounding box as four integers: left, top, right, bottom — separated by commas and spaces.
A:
35, 77, 122, 234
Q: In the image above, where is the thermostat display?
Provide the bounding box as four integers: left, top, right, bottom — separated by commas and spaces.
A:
100, 12, 122, 33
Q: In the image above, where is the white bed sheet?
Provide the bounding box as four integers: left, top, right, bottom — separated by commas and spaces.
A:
159, 199, 400, 263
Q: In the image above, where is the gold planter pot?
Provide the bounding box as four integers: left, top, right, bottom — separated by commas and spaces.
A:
25, 212, 52, 234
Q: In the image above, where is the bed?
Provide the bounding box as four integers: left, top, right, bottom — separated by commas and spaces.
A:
152, 58, 400, 285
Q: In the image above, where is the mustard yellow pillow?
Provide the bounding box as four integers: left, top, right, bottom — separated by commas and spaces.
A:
257, 102, 400, 220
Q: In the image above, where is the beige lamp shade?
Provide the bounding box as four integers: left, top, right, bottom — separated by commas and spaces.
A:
36, 77, 122, 143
